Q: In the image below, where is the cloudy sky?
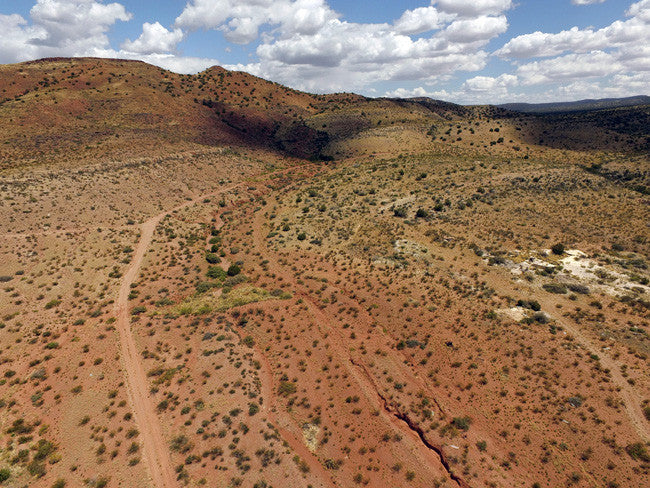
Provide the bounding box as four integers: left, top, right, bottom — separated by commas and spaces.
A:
0, 0, 648, 104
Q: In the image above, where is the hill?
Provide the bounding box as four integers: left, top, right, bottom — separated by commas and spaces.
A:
1, 58, 648, 174
0, 58, 648, 488
499, 95, 650, 113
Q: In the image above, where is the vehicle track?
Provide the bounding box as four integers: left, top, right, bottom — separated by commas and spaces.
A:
113, 184, 241, 488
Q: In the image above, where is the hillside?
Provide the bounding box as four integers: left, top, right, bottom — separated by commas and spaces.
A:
499, 95, 650, 113
0, 58, 648, 488
1, 58, 647, 174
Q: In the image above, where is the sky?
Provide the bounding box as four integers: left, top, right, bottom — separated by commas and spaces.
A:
0, 0, 648, 104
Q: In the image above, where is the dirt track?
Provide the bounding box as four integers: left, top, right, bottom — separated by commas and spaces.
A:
113, 184, 241, 488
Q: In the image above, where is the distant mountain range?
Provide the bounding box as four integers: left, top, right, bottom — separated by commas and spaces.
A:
498, 95, 650, 113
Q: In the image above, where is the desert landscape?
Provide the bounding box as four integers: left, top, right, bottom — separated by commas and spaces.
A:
0, 57, 648, 488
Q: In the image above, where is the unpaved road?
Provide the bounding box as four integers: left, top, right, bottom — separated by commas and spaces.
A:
113, 184, 241, 488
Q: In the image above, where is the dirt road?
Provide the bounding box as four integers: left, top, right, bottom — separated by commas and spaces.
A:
113, 184, 241, 488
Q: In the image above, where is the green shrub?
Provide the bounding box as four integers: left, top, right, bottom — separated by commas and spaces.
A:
278, 381, 296, 396
205, 253, 220, 264
517, 299, 541, 311
568, 283, 590, 294
195, 282, 215, 293
543, 283, 567, 294
27, 460, 46, 478
0, 468, 10, 482
227, 264, 241, 277
45, 299, 61, 310
131, 306, 146, 315
206, 266, 226, 280
551, 243, 565, 255
452, 417, 471, 431
626, 443, 650, 462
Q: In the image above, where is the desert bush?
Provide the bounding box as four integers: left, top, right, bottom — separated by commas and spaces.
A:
551, 243, 565, 255
626, 443, 650, 462
452, 417, 471, 431
568, 283, 590, 294
131, 306, 146, 315
0, 468, 10, 482
206, 266, 226, 280
278, 381, 296, 396
543, 283, 567, 294
517, 300, 541, 311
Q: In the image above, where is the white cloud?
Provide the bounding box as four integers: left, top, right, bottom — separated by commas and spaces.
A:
175, 1, 510, 92
434, 0, 513, 17
497, 0, 650, 59
0, 14, 37, 63
571, 0, 606, 5
232, 18, 494, 92
463, 73, 518, 92
29, 0, 131, 50
516, 51, 622, 84
121, 22, 183, 54
0, 0, 131, 63
628, 0, 650, 21
393, 7, 453, 35
493, 0, 650, 91
0, 1, 215, 75
444, 15, 508, 43
175, 0, 338, 44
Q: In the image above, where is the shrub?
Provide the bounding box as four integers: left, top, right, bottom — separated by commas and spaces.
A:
205, 253, 220, 264
551, 243, 565, 255
452, 417, 471, 431
517, 299, 541, 311
532, 312, 549, 324
227, 265, 241, 277
27, 460, 46, 478
626, 443, 650, 462
393, 207, 407, 218
45, 299, 61, 310
131, 306, 146, 315
543, 283, 567, 294
297, 232, 307, 241
324, 459, 342, 470
278, 381, 296, 397
206, 266, 226, 280
568, 283, 590, 294
0, 468, 10, 482
415, 208, 428, 219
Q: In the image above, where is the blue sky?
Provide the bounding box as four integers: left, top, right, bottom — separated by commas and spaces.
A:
0, 0, 648, 103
